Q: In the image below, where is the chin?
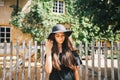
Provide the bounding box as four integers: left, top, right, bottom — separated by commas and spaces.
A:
58, 42, 63, 44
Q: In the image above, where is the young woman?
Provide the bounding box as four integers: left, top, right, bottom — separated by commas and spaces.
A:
45, 24, 82, 80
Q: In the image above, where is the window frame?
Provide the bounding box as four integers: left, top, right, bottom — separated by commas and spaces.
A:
0, 26, 11, 43
53, 0, 65, 14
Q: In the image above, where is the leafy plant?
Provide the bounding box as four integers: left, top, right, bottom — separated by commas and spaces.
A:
10, 0, 120, 56
10, 0, 79, 44
73, 0, 120, 42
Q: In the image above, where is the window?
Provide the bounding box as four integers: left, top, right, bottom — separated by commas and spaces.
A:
0, 0, 4, 6
0, 26, 11, 43
53, 0, 64, 14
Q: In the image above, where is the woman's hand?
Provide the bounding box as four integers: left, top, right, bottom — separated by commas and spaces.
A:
46, 39, 53, 55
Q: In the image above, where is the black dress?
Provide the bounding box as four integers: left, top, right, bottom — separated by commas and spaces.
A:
48, 51, 82, 80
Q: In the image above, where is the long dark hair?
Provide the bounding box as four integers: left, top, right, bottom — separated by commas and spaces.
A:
51, 33, 76, 70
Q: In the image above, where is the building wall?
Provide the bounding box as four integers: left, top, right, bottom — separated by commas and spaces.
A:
0, 0, 15, 25
0, 0, 33, 45
0, 0, 31, 25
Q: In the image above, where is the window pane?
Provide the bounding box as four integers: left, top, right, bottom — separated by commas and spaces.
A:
0, 28, 5, 32
59, 1, 63, 13
59, 1, 63, 6
0, 27, 11, 43
6, 33, 10, 37
6, 39, 10, 42
1, 38, 4, 42
53, 10, 57, 12
53, 1, 58, 13
53, 0, 64, 14
6, 28, 10, 32
1, 33, 5, 37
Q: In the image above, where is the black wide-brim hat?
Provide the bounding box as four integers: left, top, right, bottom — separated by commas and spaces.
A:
47, 24, 73, 40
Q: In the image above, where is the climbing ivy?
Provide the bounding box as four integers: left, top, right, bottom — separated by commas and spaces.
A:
10, 0, 79, 44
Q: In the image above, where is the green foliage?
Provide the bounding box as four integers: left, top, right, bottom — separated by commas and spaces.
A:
10, 0, 120, 57
9, 5, 21, 16
71, 0, 120, 55
74, 0, 120, 42
10, 0, 79, 43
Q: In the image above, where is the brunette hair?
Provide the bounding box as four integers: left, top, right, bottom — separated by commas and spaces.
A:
51, 33, 76, 70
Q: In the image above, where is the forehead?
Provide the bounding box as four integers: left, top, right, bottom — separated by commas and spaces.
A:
55, 32, 65, 35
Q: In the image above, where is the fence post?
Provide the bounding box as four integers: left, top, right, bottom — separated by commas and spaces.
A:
85, 42, 88, 80
16, 41, 19, 80
34, 41, 37, 80
111, 41, 114, 80
40, 41, 46, 80
117, 42, 120, 80
3, 41, 7, 80
103, 41, 108, 80
28, 41, 32, 80
79, 41, 83, 80
22, 41, 25, 80
91, 41, 95, 80
97, 41, 101, 80
9, 42, 13, 80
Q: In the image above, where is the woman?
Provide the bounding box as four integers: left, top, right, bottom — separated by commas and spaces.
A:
45, 24, 82, 80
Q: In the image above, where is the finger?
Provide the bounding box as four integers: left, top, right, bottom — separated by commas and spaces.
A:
50, 40, 53, 43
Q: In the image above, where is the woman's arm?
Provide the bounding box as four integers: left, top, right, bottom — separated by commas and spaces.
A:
74, 66, 80, 80
45, 40, 53, 74
45, 53, 52, 74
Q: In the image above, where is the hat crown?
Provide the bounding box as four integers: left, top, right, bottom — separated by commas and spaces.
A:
47, 24, 73, 39
52, 24, 66, 32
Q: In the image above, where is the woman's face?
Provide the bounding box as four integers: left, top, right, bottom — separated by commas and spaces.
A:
54, 32, 65, 45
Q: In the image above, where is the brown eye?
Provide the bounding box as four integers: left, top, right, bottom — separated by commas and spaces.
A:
55, 34, 59, 37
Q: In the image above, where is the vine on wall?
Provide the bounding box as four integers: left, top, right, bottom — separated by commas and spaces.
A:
10, 0, 79, 44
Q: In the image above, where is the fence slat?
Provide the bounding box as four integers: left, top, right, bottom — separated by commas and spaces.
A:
16, 42, 19, 80
85, 42, 88, 80
97, 42, 101, 80
79, 41, 83, 80
91, 42, 95, 80
22, 41, 25, 80
9, 42, 13, 80
40, 41, 45, 80
104, 41, 108, 80
28, 41, 32, 80
117, 42, 120, 80
3, 41, 7, 80
111, 42, 114, 80
34, 41, 37, 80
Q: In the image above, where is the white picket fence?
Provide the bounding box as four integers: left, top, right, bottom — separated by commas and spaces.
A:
0, 41, 120, 80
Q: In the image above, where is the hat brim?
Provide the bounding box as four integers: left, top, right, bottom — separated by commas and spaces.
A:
47, 30, 73, 40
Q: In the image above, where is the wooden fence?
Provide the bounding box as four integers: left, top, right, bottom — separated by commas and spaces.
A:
0, 41, 120, 80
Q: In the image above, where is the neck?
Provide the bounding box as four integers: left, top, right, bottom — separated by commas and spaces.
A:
58, 44, 62, 48
58, 44, 62, 53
